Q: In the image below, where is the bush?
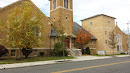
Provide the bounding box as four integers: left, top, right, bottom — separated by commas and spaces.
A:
82, 47, 91, 55
63, 50, 68, 56
82, 49, 86, 54
120, 52, 126, 54
85, 47, 91, 55
0, 45, 8, 57
40, 52, 44, 56
50, 43, 68, 56
22, 48, 32, 58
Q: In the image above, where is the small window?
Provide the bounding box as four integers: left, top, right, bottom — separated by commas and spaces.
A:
11, 50, 15, 56
33, 49, 37, 56
116, 35, 119, 42
90, 22, 92, 25
64, 0, 69, 8
53, 0, 56, 9
120, 45, 121, 50
119, 37, 121, 42
117, 45, 119, 51
105, 40, 107, 44
108, 21, 110, 23
105, 31, 107, 36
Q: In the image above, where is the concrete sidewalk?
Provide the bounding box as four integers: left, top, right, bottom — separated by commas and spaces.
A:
0, 55, 129, 70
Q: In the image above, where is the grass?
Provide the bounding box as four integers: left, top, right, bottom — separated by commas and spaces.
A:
93, 54, 127, 56
115, 54, 128, 55
0, 56, 74, 64
93, 55, 111, 56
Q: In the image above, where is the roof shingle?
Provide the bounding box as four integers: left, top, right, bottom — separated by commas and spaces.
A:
73, 22, 97, 40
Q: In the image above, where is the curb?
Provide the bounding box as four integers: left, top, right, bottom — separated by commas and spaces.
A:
0, 55, 129, 70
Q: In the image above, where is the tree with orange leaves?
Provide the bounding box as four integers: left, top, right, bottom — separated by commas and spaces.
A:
76, 28, 91, 53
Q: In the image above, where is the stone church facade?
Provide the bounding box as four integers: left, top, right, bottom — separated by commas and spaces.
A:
0, 0, 128, 57
0, 0, 97, 57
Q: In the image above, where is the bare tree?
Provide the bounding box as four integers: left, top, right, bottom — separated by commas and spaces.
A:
108, 29, 117, 57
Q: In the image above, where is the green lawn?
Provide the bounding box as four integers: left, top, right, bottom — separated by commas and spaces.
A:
115, 54, 128, 55
93, 55, 111, 56
0, 56, 74, 64
93, 54, 127, 56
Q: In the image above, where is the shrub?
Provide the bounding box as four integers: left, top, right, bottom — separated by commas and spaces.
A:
50, 43, 68, 56
85, 47, 91, 55
82, 49, 86, 54
120, 52, 126, 54
63, 50, 68, 56
22, 48, 32, 58
40, 52, 44, 56
0, 45, 8, 57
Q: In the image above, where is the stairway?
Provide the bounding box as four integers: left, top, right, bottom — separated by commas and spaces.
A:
67, 48, 82, 57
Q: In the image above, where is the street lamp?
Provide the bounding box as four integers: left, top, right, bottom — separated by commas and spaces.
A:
127, 23, 130, 55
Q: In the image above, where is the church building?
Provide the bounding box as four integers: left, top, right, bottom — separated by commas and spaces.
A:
0, 0, 97, 57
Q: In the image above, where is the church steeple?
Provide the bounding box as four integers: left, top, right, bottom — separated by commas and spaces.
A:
49, 0, 73, 11
49, 0, 73, 34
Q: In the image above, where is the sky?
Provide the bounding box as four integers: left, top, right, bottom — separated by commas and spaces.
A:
0, 0, 130, 33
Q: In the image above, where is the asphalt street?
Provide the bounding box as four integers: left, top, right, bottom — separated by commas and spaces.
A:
0, 57, 130, 73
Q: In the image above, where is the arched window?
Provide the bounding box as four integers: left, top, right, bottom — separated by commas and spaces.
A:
64, 0, 69, 8
53, 0, 56, 9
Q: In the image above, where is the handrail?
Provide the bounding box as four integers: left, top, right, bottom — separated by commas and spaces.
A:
69, 48, 81, 56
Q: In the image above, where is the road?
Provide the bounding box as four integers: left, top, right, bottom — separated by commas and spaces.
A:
0, 57, 130, 73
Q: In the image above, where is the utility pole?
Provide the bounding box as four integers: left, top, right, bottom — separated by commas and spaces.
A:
127, 23, 130, 55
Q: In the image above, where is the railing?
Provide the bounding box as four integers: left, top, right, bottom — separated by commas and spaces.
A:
67, 48, 82, 57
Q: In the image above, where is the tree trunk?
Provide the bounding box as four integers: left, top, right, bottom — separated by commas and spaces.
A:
81, 43, 84, 54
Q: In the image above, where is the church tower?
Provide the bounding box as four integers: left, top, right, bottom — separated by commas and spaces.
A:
49, 0, 73, 34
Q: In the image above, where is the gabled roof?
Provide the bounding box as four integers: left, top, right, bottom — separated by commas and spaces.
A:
81, 14, 116, 21
0, 0, 54, 25
50, 21, 97, 39
73, 22, 97, 40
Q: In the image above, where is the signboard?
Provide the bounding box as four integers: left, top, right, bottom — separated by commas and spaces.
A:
98, 51, 106, 55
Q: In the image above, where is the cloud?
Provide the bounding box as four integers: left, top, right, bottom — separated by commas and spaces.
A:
0, 0, 18, 7
0, 0, 130, 32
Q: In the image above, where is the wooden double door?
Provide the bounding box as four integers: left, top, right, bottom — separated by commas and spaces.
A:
65, 38, 70, 49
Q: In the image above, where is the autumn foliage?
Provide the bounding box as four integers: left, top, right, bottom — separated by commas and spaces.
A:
76, 29, 91, 52
0, 2, 44, 59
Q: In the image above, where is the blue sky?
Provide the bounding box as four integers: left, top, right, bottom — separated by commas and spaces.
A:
0, 0, 130, 33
